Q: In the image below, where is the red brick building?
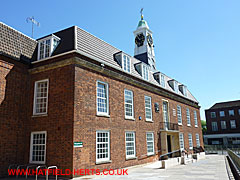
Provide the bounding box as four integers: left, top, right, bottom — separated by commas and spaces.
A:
0, 16, 203, 178
205, 100, 240, 145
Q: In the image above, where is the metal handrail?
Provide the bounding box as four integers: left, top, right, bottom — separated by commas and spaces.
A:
26, 165, 38, 179
159, 149, 181, 158
8, 164, 17, 176
46, 166, 58, 180
36, 165, 47, 180
16, 165, 27, 178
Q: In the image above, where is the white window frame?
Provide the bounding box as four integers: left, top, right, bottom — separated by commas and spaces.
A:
196, 134, 200, 147
124, 89, 134, 119
33, 79, 49, 115
179, 133, 184, 150
212, 122, 218, 131
229, 110, 234, 116
29, 131, 47, 164
146, 132, 154, 156
188, 133, 193, 149
96, 130, 110, 163
186, 108, 191, 126
123, 55, 131, 73
142, 65, 149, 81
96, 81, 109, 116
145, 96, 152, 121
160, 74, 165, 87
219, 111, 225, 117
221, 121, 226, 129
37, 35, 60, 60
125, 131, 136, 159
194, 110, 198, 127
177, 105, 182, 125
210, 112, 216, 118
163, 100, 169, 124
230, 120, 236, 129
174, 81, 179, 93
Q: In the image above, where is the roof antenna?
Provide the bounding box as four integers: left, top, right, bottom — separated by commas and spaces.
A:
26, 16, 40, 38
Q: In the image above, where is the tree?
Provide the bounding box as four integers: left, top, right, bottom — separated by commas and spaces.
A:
201, 120, 207, 134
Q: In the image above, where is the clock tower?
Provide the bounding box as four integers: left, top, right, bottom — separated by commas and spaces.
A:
134, 9, 156, 71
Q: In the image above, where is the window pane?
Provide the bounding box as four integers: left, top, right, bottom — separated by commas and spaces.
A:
142, 65, 148, 80
177, 105, 182, 124
124, 90, 133, 118
229, 110, 234, 116
34, 80, 48, 114
146, 133, 154, 155
31, 132, 46, 163
97, 82, 108, 114
96, 131, 110, 162
212, 122, 218, 131
145, 96, 152, 120
188, 134, 193, 149
196, 134, 200, 147
179, 133, 184, 150
194, 111, 198, 126
187, 108, 191, 125
210, 112, 216, 118
219, 111, 225, 117
125, 132, 135, 158
221, 121, 226, 129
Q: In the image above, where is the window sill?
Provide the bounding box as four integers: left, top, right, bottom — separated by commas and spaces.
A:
96, 114, 110, 118
96, 160, 112, 165
147, 153, 155, 157
32, 114, 48, 118
126, 157, 137, 160
125, 117, 135, 121
178, 123, 183, 126
195, 125, 198, 128
146, 120, 153, 123
187, 124, 191, 127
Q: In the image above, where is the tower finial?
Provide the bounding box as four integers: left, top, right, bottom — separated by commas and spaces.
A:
140, 8, 144, 20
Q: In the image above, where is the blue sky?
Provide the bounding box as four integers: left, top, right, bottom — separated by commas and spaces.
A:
1, 0, 240, 120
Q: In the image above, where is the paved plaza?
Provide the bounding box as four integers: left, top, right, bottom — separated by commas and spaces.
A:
76, 155, 229, 180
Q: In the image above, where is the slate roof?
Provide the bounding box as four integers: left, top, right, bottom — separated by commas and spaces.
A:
0, 22, 37, 62
0, 22, 198, 103
208, 100, 240, 110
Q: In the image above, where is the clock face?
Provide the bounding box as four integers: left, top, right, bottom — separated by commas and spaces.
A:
147, 34, 153, 46
135, 33, 145, 47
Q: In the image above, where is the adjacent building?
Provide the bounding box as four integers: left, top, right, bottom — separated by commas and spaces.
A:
0, 14, 203, 178
205, 100, 240, 145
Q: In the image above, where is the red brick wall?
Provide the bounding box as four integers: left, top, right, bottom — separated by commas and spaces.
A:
0, 55, 203, 178
73, 65, 203, 176
25, 64, 75, 172
0, 57, 29, 177
206, 108, 240, 135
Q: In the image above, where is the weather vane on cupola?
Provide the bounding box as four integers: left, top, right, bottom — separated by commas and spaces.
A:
140, 8, 144, 20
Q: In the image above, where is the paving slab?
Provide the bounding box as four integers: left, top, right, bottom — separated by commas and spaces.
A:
75, 155, 229, 180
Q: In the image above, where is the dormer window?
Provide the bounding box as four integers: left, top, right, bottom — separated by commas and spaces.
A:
142, 64, 148, 80
168, 80, 179, 93
123, 55, 131, 73
135, 62, 149, 81
114, 52, 131, 73
37, 35, 60, 60
161, 74, 165, 87
153, 72, 165, 87
179, 85, 187, 96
